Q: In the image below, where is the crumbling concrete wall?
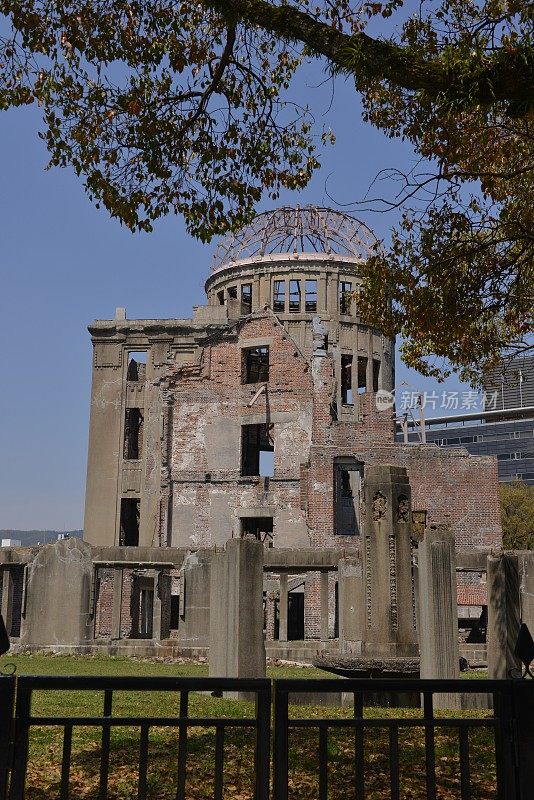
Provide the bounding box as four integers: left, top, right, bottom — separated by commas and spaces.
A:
164, 313, 314, 550
304, 354, 502, 562
20, 538, 93, 649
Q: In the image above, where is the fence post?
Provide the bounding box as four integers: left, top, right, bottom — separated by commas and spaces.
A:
273, 683, 289, 800
512, 681, 534, 800
0, 675, 15, 800
494, 684, 519, 800
254, 683, 271, 800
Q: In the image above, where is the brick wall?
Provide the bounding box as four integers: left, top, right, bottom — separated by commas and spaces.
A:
164, 312, 314, 548
156, 310, 501, 628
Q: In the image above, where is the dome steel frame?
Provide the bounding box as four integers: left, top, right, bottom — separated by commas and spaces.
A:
211, 206, 376, 272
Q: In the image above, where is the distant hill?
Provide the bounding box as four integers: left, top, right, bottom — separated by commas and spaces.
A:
0, 530, 83, 546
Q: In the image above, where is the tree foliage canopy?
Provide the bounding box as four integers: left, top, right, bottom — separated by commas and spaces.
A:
0, 0, 532, 381
500, 480, 534, 550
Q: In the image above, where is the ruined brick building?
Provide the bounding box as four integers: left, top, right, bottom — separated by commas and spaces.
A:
83, 207, 502, 638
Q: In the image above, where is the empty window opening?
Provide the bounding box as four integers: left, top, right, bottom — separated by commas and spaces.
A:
241, 283, 252, 314
357, 356, 368, 394
124, 408, 144, 460
217, 290, 225, 306
170, 595, 180, 630
334, 582, 339, 639
127, 352, 147, 382
243, 346, 269, 384
140, 587, 154, 638
273, 280, 286, 312
289, 280, 301, 313
120, 499, 140, 546
227, 286, 238, 300
305, 280, 317, 312
274, 590, 304, 641
339, 281, 352, 314
341, 355, 353, 405
373, 359, 381, 392
241, 424, 274, 476
241, 517, 274, 546
334, 461, 362, 535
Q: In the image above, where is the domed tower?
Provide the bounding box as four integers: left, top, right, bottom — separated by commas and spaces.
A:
205, 206, 395, 407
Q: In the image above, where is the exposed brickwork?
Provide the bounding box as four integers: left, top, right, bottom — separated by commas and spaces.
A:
154, 310, 501, 629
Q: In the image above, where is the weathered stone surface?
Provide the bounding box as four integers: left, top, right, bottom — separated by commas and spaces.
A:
209, 538, 265, 679
176, 550, 212, 649
487, 553, 521, 679
313, 653, 420, 678
418, 525, 459, 680
418, 525, 460, 708
358, 465, 418, 658
20, 538, 93, 648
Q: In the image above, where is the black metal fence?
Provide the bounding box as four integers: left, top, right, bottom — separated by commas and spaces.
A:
1, 674, 534, 799
0, 675, 271, 800
273, 677, 530, 800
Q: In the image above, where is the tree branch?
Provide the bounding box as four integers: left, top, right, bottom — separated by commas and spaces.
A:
203, 0, 534, 107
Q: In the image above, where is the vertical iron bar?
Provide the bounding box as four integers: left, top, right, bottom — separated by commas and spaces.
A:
175, 690, 189, 800
0, 676, 15, 800
59, 723, 73, 800
510, 679, 534, 800
137, 724, 149, 800
389, 724, 400, 800
254, 685, 271, 800
494, 687, 518, 800
273, 684, 289, 800
459, 727, 471, 800
354, 692, 364, 800
8, 681, 32, 800
214, 724, 225, 800
99, 689, 113, 800
423, 692, 436, 800
318, 723, 328, 800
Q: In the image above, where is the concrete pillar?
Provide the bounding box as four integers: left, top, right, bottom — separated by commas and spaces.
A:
366, 329, 373, 391
362, 465, 418, 658
338, 555, 365, 654
518, 552, 534, 636
176, 551, 212, 649
320, 571, 329, 643
318, 274, 327, 313
152, 571, 162, 641
279, 573, 288, 643
487, 553, 521, 679
19, 538, 93, 649
83, 343, 124, 547
209, 539, 266, 679
418, 525, 459, 707
327, 272, 337, 315
111, 568, 123, 641
0, 570, 13, 634
258, 273, 269, 308
253, 275, 261, 311
418, 525, 459, 678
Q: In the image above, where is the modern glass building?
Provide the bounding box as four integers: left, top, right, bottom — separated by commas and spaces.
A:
397, 356, 534, 485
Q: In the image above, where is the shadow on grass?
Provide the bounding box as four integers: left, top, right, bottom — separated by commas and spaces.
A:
26, 727, 256, 800
25, 722, 498, 800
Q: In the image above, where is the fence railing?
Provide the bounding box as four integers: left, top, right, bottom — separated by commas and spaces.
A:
1, 675, 271, 800
2, 674, 534, 800
273, 677, 526, 800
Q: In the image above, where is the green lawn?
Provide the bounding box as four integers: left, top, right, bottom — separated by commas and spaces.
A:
1, 654, 498, 799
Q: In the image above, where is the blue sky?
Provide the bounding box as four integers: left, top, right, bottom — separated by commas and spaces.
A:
0, 59, 469, 530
